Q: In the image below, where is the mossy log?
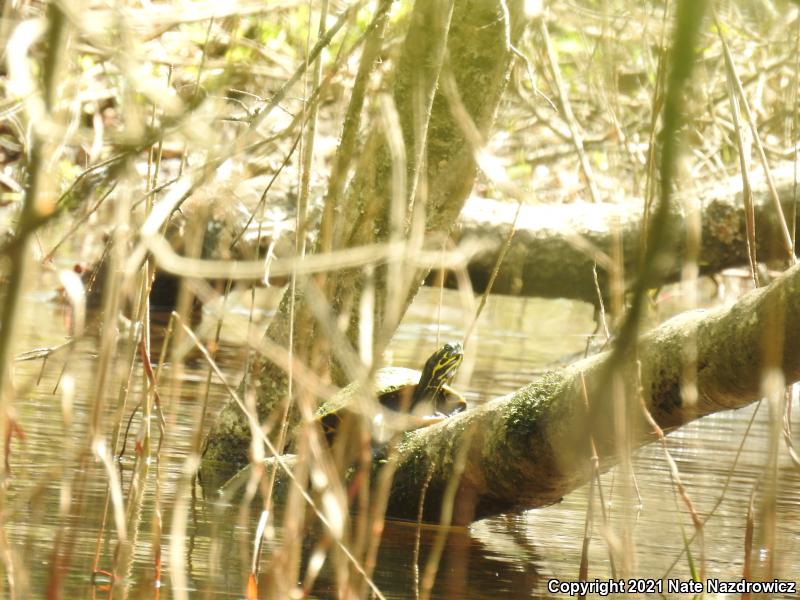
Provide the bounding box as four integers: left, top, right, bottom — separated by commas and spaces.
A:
384, 262, 800, 523
219, 263, 800, 524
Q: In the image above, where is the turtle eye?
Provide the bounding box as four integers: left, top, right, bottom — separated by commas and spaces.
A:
443, 342, 462, 355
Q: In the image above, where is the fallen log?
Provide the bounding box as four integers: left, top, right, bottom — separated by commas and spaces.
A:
145, 166, 800, 311
218, 263, 799, 525
219, 265, 800, 524
385, 262, 800, 523
455, 166, 800, 302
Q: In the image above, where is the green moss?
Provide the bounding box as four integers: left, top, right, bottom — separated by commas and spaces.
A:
503, 370, 565, 445
456, 371, 570, 499
201, 404, 252, 478
383, 433, 432, 514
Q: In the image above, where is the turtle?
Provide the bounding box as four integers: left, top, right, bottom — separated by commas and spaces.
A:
316, 342, 467, 445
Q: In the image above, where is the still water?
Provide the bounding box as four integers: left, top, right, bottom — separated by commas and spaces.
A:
4, 283, 799, 598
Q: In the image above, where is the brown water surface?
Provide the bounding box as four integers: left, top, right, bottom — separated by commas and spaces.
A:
5, 284, 799, 598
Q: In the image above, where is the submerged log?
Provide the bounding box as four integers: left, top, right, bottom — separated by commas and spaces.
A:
384, 262, 800, 523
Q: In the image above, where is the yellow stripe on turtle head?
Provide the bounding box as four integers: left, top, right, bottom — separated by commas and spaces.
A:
417, 342, 464, 400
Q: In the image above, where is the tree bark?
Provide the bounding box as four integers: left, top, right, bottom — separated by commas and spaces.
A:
454, 167, 800, 303
383, 262, 800, 523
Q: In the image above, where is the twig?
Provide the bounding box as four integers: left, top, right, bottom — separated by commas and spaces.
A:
717, 20, 796, 264
718, 20, 759, 286
638, 361, 704, 580
246, 2, 366, 137
601, 0, 709, 384
43, 183, 117, 262
464, 198, 523, 345
537, 16, 601, 203
579, 373, 617, 581
174, 314, 388, 599
661, 400, 762, 578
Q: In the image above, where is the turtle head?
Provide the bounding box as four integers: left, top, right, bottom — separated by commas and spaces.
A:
413, 342, 463, 406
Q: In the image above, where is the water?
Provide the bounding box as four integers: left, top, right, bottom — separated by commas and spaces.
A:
4, 285, 799, 598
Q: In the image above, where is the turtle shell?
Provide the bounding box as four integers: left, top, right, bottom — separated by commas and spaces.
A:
316, 367, 466, 444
